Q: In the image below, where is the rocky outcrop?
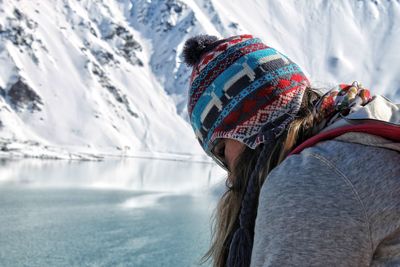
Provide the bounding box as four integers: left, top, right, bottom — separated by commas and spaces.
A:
90, 62, 138, 118
0, 8, 41, 64
0, 86, 5, 98
5, 79, 42, 112
134, 0, 190, 33
102, 23, 143, 66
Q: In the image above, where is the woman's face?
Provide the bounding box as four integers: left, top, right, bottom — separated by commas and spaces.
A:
212, 138, 246, 171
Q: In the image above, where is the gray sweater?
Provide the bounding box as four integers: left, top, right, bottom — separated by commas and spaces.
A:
250, 132, 400, 266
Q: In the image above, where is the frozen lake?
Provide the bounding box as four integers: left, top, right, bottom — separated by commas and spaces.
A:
0, 159, 225, 267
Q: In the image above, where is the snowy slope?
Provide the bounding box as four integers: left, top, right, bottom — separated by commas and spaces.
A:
0, 0, 399, 159
0, 0, 203, 159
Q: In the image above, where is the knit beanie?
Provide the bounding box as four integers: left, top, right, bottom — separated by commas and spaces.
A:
183, 34, 310, 156
183, 34, 310, 267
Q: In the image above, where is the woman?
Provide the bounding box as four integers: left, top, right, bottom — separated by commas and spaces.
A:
182, 34, 400, 267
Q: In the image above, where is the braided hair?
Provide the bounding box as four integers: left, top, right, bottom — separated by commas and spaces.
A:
226, 128, 287, 266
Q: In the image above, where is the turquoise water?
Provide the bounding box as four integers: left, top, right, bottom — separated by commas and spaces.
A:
0, 159, 224, 267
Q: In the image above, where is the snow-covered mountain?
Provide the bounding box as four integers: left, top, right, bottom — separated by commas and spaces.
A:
0, 0, 399, 159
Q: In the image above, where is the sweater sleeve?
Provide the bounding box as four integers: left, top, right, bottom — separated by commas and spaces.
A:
250, 152, 373, 267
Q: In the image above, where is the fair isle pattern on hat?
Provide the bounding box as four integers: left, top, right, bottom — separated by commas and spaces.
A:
189, 34, 254, 85
187, 34, 310, 153
188, 36, 263, 114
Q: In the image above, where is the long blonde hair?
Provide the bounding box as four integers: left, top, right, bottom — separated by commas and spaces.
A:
201, 87, 323, 267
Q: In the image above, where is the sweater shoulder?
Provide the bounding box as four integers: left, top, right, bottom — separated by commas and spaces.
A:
279, 139, 400, 252
251, 140, 400, 266
252, 141, 373, 266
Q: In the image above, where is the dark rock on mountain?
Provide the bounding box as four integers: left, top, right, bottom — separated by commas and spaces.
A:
0, 86, 5, 97
7, 79, 42, 112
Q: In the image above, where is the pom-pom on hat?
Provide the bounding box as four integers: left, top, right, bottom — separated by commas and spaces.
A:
182, 34, 219, 66
183, 34, 310, 155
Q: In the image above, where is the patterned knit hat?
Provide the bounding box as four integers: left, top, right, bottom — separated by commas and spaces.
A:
183, 34, 310, 156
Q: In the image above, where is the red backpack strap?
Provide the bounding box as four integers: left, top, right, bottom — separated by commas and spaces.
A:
288, 121, 400, 156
